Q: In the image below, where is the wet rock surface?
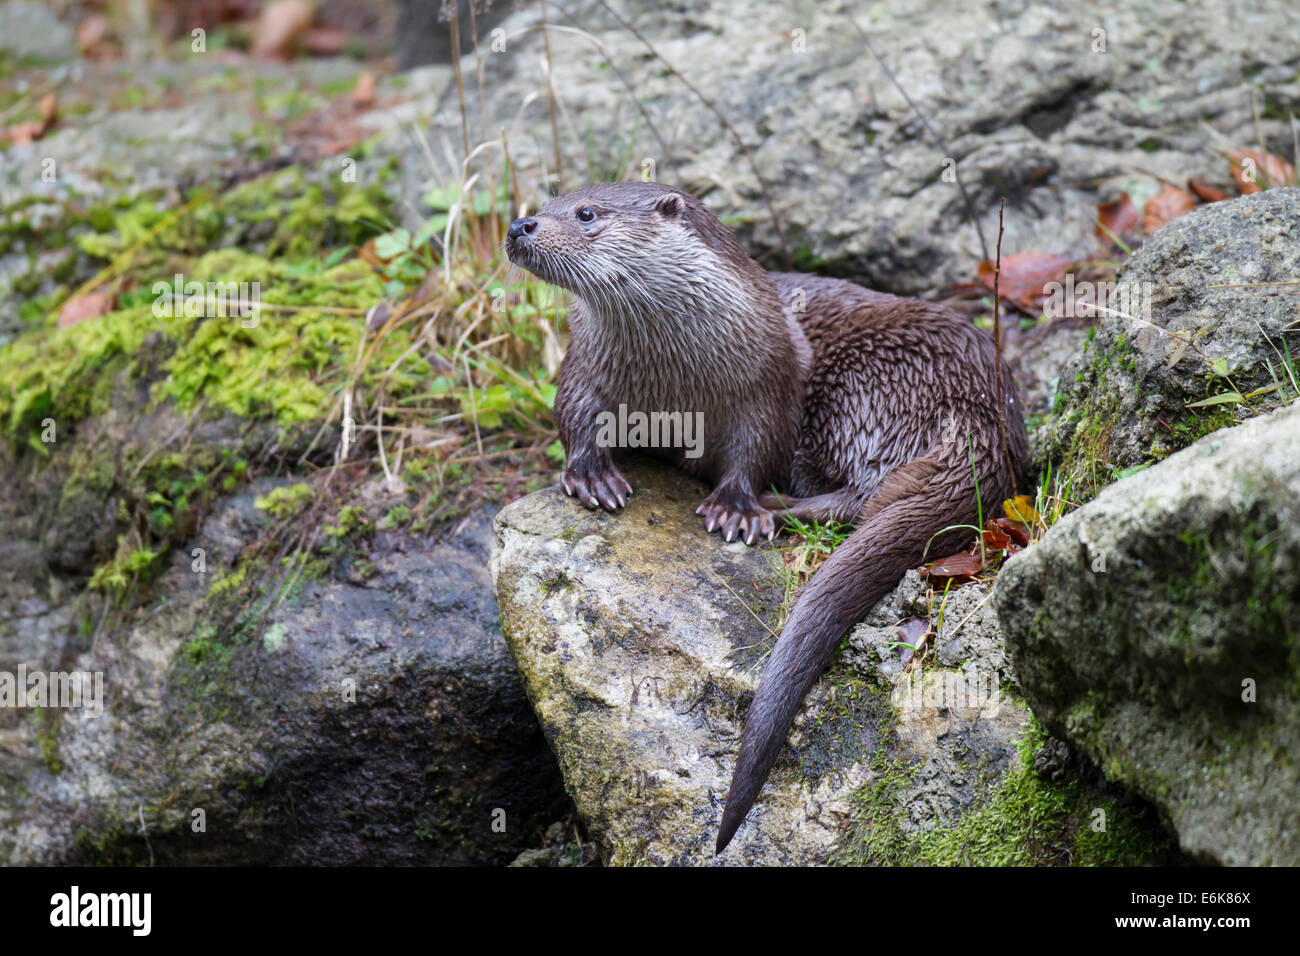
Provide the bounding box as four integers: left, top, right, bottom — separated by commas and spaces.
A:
491, 459, 1168, 865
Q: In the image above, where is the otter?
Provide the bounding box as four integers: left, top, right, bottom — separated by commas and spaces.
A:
505, 181, 1027, 854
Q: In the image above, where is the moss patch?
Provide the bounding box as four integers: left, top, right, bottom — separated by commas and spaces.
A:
832, 717, 1175, 865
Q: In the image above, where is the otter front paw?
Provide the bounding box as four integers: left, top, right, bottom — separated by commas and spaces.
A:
696, 487, 776, 545
561, 463, 633, 512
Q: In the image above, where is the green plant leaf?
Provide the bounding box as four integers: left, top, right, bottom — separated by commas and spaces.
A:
1186, 391, 1243, 407
374, 229, 411, 260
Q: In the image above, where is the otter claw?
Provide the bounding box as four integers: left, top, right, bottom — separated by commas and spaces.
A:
561, 464, 632, 513
696, 489, 775, 547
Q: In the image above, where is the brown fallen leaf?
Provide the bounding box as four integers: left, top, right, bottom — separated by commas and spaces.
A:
894, 618, 931, 663
38, 92, 57, 127
4, 120, 45, 144
352, 71, 377, 108
1228, 148, 1297, 194
1187, 178, 1231, 203
920, 551, 984, 584
57, 291, 114, 328
990, 516, 1032, 548
977, 252, 1074, 313
3, 92, 58, 144
357, 238, 384, 270
1142, 182, 1196, 234
251, 0, 314, 60
982, 522, 1012, 551
1095, 193, 1138, 246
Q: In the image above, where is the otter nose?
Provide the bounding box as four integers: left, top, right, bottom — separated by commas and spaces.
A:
508, 217, 538, 241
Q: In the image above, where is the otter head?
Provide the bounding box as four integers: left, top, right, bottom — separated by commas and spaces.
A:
504, 182, 753, 318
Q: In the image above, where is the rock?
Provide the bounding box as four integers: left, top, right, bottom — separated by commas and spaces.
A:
1039, 188, 1300, 484
0, 3, 76, 62
0, 489, 566, 865
994, 402, 1300, 865
393, 0, 513, 70
492, 458, 1172, 864
411, 0, 1300, 295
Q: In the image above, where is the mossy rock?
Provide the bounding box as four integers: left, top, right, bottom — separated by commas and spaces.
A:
995, 403, 1300, 864
1038, 188, 1300, 498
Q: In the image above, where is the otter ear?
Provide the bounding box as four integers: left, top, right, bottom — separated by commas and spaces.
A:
653, 193, 682, 219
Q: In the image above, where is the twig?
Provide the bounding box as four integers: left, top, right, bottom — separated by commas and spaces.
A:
531, 13, 676, 178
137, 804, 155, 867
992, 198, 1014, 493
843, 8, 991, 264
540, 0, 565, 191
447, 0, 470, 157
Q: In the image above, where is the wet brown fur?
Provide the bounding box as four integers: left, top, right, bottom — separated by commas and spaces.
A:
504, 182, 1027, 853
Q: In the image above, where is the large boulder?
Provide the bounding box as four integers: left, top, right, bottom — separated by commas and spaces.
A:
0, 2, 76, 62
406, 0, 1300, 294
0, 484, 567, 865
491, 459, 1174, 865
1039, 188, 1300, 484
994, 402, 1300, 865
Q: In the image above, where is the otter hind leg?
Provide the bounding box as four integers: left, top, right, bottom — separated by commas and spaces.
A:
757, 489, 866, 526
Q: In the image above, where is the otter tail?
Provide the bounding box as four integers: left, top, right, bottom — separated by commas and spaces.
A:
715, 457, 984, 853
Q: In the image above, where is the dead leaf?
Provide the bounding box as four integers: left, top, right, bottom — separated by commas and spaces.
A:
1228, 148, 1297, 194
1095, 194, 1138, 246
982, 522, 1012, 551
57, 291, 114, 328
352, 71, 377, 108
251, 0, 314, 60
38, 93, 57, 126
990, 516, 1031, 548
977, 253, 1074, 313
1002, 495, 1040, 526
1142, 183, 1196, 234
894, 618, 930, 663
365, 301, 392, 332
358, 238, 384, 270
920, 552, 984, 583
4, 121, 45, 144
1187, 178, 1231, 203
3, 93, 58, 144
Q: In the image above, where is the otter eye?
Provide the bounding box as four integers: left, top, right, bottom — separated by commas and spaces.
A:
576, 207, 596, 223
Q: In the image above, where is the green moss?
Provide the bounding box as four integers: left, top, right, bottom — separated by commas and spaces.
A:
832, 716, 1174, 866
88, 541, 161, 600
254, 483, 315, 519
796, 661, 896, 783
72, 823, 146, 867
31, 708, 64, 776
378, 504, 411, 529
